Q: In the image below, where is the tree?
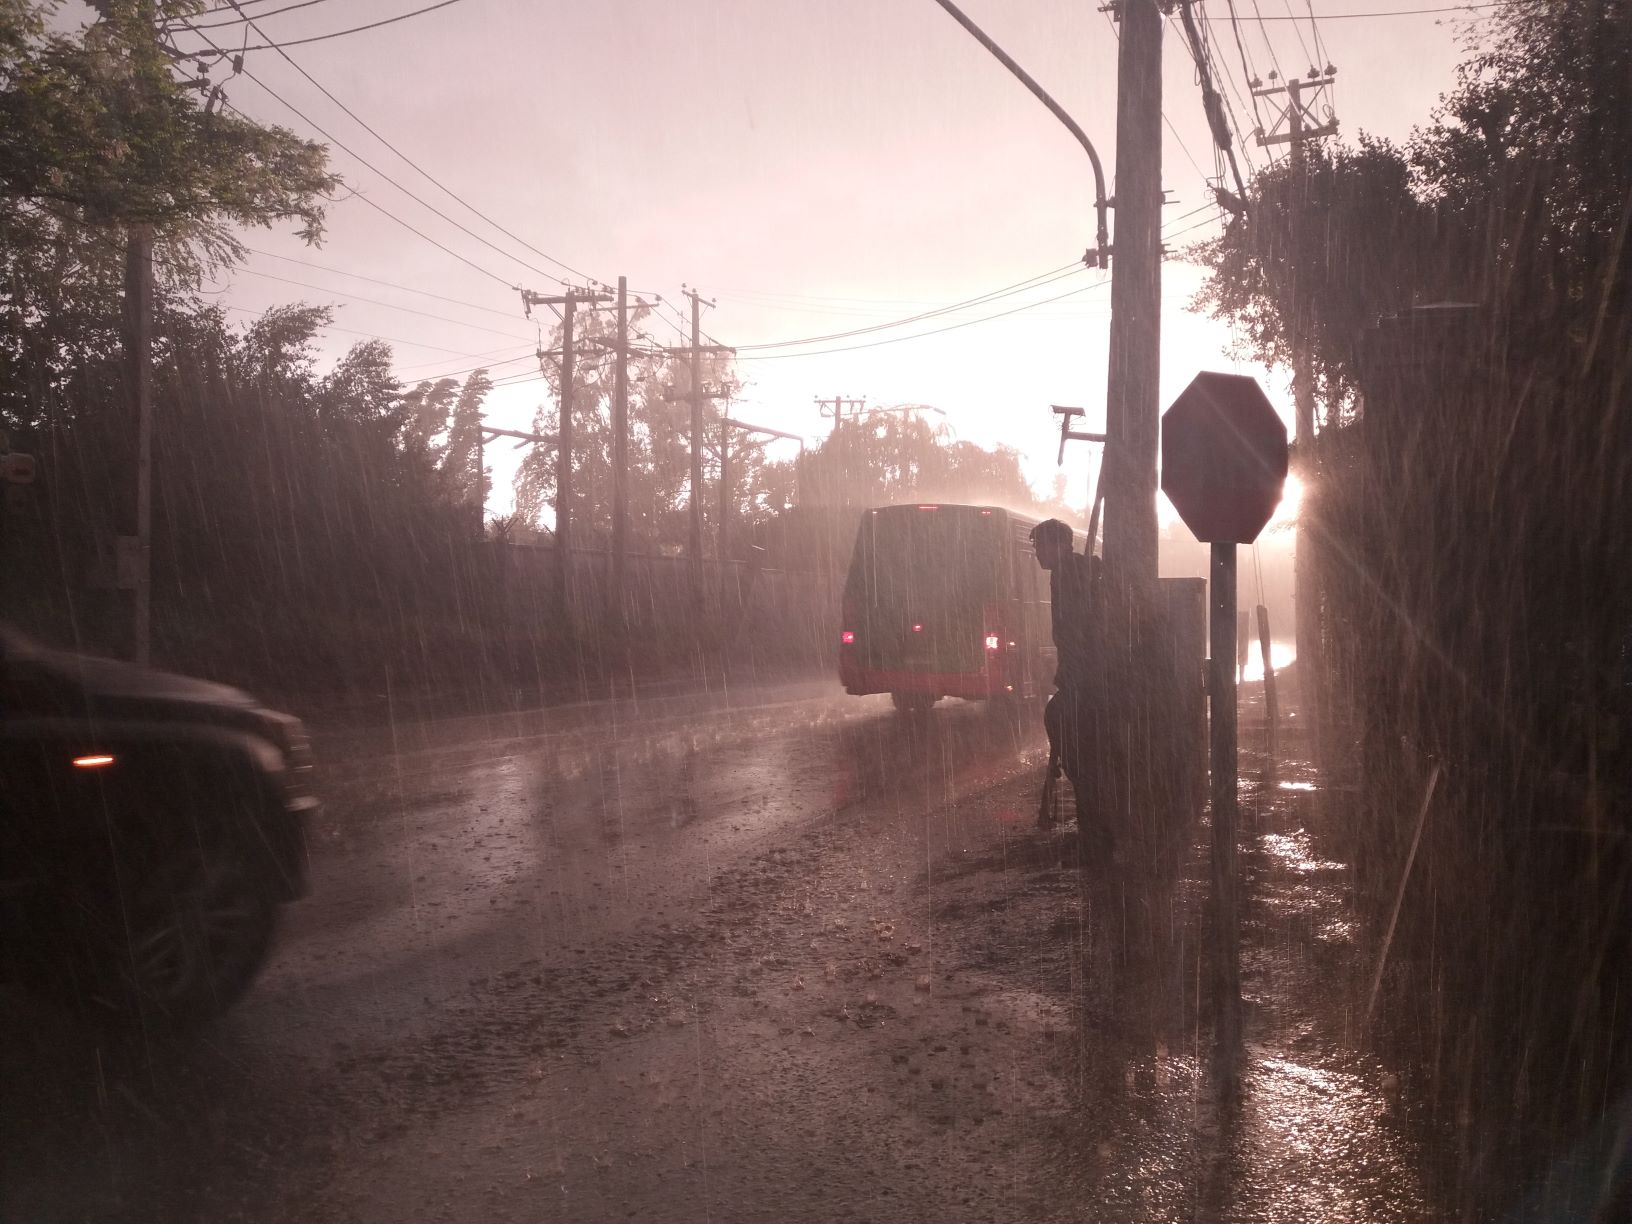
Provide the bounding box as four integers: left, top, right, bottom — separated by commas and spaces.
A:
792, 409, 1054, 514
512, 306, 769, 553
0, 1, 336, 262
440, 368, 492, 508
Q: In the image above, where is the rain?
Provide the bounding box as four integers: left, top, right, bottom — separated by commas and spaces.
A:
0, 1, 1627, 1221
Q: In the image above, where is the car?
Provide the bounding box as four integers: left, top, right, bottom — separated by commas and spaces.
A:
0, 624, 316, 1025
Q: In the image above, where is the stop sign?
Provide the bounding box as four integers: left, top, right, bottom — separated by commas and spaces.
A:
1161, 372, 1288, 544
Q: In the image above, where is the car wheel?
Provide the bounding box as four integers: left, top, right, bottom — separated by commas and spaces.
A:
117, 828, 279, 1025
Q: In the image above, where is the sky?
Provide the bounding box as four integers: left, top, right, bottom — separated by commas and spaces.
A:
96, 0, 1498, 521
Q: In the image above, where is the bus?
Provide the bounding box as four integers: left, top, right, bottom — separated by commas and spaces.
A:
837, 503, 1055, 712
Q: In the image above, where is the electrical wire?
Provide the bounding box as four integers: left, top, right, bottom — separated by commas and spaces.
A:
173, 19, 567, 291
240, 246, 524, 318
221, 304, 495, 355
734, 276, 1111, 362
212, 0, 596, 286
214, 0, 474, 52
232, 267, 534, 339
395, 351, 538, 382
1199, 2, 1511, 19
170, 0, 344, 32
1277, 0, 1316, 67
732, 262, 1084, 352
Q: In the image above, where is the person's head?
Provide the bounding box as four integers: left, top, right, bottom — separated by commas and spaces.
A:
1029, 519, 1074, 571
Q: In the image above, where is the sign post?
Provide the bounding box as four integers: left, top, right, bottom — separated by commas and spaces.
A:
1161, 372, 1288, 1089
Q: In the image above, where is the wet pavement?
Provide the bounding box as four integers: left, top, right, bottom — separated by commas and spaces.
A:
1, 676, 1454, 1221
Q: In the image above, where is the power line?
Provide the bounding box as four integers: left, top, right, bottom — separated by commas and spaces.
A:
205, 0, 474, 51
209, 0, 596, 286
231, 267, 534, 339
732, 262, 1084, 352
221, 304, 496, 355
1200, 2, 1511, 19
240, 247, 522, 318
395, 351, 538, 382
395, 344, 535, 373
170, 0, 343, 32
173, 19, 570, 291
735, 276, 1112, 362
1278, 0, 1316, 66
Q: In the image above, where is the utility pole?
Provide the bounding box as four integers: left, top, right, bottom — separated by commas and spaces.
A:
104, 0, 160, 666
1255, 68, 1337, 727
816, 395, 866, 438
612, 275, 629, 631
123, 226, 154, 666
663, 289, 732, 605
523, 285, 612, 620
1102, 0, 1164, 592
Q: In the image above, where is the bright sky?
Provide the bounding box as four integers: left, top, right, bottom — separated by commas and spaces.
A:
96, 0, 1494, 518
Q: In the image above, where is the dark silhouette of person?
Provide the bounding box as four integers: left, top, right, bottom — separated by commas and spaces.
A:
1030, 519, 1097, 825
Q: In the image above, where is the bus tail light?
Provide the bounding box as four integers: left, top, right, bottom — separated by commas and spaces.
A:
841, 630, 856, 645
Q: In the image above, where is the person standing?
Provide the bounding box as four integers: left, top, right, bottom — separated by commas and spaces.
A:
1030, 519, 1097, 824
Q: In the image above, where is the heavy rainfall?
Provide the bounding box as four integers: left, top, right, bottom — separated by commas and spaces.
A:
0, 0, 1626, 1220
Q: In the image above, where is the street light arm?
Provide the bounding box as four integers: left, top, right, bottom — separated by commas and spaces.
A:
928, 0, 1112, 267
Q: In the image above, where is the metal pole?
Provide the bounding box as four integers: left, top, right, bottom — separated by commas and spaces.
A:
1103, 0, 1164, 591
612, 275, 628, 625
1209, 541, 1242, 1085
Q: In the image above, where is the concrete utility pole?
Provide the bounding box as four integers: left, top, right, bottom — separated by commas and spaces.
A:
523, 286, 612, 618
1102, 0, 1165, 592
1255, 69, 1337, 724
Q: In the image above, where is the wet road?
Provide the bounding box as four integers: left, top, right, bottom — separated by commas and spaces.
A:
0, 679, 1446, 1222
0, 679, 1052, 1221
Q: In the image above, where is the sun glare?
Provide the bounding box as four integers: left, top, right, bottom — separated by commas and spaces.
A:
1272, 474, 1304, 526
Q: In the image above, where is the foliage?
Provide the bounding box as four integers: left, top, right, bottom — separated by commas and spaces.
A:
0, 0, 336, 260
512, 306, 770, 553
1194, 3, 1632, 1201
1189, 135, 1439, 423
792, 409, 1065, 517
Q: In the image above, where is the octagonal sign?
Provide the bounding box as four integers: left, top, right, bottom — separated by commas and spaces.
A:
1161, 372, 1288, 544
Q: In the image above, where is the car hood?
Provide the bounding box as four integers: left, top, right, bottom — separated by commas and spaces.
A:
3, 630, 265, 727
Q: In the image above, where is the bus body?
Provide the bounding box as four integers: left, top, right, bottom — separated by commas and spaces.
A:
837, 503, 1055, 705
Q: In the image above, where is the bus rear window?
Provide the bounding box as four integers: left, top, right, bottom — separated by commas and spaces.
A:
845, 508, 1001, 612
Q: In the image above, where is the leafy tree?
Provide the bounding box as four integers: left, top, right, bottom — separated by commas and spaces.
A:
512, 306, 766, 552
0, 0, 336, 261
440, 368, 492, 508
793, 409, 1055, 513
399, 376, 457, 459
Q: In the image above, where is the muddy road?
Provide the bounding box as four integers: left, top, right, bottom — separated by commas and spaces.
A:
2, 680, 1442, 1222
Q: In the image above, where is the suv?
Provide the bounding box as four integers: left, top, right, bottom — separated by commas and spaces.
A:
0, 625, 316, 1024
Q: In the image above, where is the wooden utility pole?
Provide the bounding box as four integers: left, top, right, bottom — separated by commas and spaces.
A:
122, 226, 154, 666
523, 286, 612, 619
1103, 0, 1164, 591
816, 395, 866, 437
612, 276, 629, 629
1256, 70, 1337, 726
663, 291, 732, 604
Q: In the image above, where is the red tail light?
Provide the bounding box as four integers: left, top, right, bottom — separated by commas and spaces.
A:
984, 634, 1000, 651
841, 630, 856, 645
